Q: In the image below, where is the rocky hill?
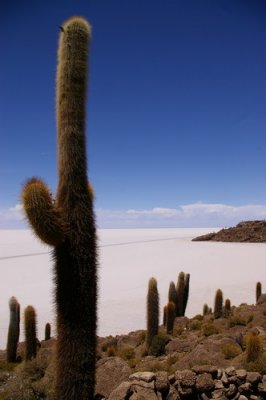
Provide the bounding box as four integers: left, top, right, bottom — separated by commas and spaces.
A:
1, 301, 266, 399
192, 220, 266, 242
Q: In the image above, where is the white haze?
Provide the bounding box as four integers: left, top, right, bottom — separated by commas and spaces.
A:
0, 228, 265, 349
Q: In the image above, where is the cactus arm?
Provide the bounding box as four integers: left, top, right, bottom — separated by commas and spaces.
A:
22, 178, 65, 246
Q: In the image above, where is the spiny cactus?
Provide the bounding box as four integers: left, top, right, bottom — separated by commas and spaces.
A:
166, 301, 176, 334
163, 305, 167, 327
146, 277, 159, 349
256, 282, 262, 303
24, 305, 37, 361
183, 273, 190, 315
246, 331, 263, 363
203, 303, 209, 316
45, 323, 51, 341
6, 297, 20, 363
168, 281, 177, 304
224, 298, 231, 318
21, 17, 97, 400
214, 289, 223, 319
175, 272, 190, 317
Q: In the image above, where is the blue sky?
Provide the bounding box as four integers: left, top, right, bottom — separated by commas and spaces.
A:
1, 0, 266, 228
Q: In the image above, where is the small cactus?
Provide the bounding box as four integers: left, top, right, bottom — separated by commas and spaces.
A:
224, 298, 231, 318
203, 303, 209, 316
146, 277, 159, 349
24, 306, 37, 360
246, 331, 263, 363
45, 323, 51, 341
6, 297, 20, 363
256, 282, 262, 303
166, 302, 176, 334
214, 289, 223, 319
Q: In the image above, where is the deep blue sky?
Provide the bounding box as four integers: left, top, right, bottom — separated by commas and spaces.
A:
1, 0, 266, 228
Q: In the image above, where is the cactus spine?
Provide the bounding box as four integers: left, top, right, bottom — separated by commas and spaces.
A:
256, 282, 262, 303
214, 289, 223, 319
45, 323, 51, 341
6, 297, 20, 363
166, 301, 176, 334
21, 17, 97, 400
146, 277, 159, 349
24, 306, 37, 361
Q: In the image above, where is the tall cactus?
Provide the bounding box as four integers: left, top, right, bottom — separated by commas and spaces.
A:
168, 281, 177, 305
176, 272, 185, 316
256, 282, 262, 303
45, 323, 51, 341
21, 17, 97, 400
183, 273, 190, 316
146, 277, 159, 349
166, 301, 176, 334
214, 289, 223, 319
6, 297, 20, 363
24, 305, 37, 361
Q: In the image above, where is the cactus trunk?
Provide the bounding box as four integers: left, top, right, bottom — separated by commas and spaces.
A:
21, 17, 97, 400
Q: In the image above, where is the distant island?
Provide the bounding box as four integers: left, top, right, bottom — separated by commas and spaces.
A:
192, 220, 266, 242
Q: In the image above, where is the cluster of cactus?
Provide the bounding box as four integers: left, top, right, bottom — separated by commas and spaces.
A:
203, 303, 212, 316
214, 289, 223, 319
6, 297, 20, 363
21, 17, 97, 399
24, 305, 37, 360
146, 277, 159, 349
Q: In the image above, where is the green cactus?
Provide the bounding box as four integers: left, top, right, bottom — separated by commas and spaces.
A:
146, 277, 159, 349
246, 331, 263, 363
24, 305, 37, 361
166, 301, 176, 334
45, 323, 51, 341
21, 17, 97, 399
183, 273, 190, 316
256, 282, 262, 303
163, 305, 167, 327
214, 289, 223, 319
224, 298, 231, 318
203, 303, 209, 316
6, 297, 20, 363
168, 281, 177, 306
175, 272, 190, 317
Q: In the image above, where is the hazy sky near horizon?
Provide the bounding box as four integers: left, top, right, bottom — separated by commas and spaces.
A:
1, 0, 266, 228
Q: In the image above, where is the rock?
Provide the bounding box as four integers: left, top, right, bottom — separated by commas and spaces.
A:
196, 373, 215, 392
175, 369, 196, 387
130, 372, 155, 383
246, 371, 261, 384
238, 382, 251, 395
192, 365, 218, 376
225, 383, 237, 397
95, 357, 131, 399
258, 380, 266, 393
155, 371, 169, 394
168, 374, 176, 384
236, 370, 247, 380
108, 381, 132, 400
165, 338, 193, 354
166, 386, 180, 400
130, 380, 158, 400
225, 367, 236, 376
221, 372, 229, 386
130, 390, 158, 400
211, 388, 226, 399
238, 396, 248, 400
214, 380, 224, 389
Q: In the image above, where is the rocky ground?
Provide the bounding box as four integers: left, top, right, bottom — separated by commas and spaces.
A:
192, 220, 266, 242
1, 302, 266, 399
